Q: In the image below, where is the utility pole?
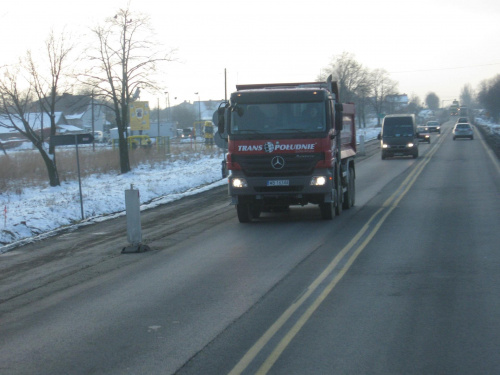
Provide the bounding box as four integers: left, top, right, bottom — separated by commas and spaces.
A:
91, 90, 95, 152
157, 97, 160, 141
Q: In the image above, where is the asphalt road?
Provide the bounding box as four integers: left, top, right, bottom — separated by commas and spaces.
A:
1, 122, 499, 375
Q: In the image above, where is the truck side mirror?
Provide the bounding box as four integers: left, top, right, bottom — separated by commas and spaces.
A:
334, 103, 343, 131
216, 107, 225, 134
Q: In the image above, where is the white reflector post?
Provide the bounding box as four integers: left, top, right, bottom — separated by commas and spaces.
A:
359, 133, 365, 156
122, 184, 149, 253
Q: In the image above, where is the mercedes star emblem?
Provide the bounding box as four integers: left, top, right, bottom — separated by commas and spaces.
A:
271, 156, 285, 170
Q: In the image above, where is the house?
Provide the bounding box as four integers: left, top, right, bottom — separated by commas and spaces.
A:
385, 94, 409, 113
0, 112, 67, 141
53, 93, 109, 133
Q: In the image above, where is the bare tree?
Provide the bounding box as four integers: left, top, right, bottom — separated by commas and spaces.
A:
0, 66, 61, 186
459, 84, 475, 109
29, 30, 76, 155
0, 31, 75, 186
368, 69, 398, 125
407, 93, 422, 115
335, 52, 370, 103
320, 52, 371, 127
478, 75, 500, 121
85, 6, 175, 174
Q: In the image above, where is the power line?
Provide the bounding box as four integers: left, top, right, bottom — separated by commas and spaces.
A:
390, 62, 500, 74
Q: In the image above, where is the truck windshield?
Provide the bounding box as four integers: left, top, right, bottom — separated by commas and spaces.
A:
230, 102, 326, 134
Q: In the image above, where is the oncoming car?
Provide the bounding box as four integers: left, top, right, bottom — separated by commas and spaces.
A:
182, 127, 194, 138
381, 114, 419, 159
425, 120, 441, 133
452, 123, 474, 140
417, 126, 431, 143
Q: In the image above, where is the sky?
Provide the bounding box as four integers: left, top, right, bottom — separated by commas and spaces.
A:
1, 0, 500, 109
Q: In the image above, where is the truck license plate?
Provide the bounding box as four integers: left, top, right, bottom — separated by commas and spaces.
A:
267, 180, 289, 186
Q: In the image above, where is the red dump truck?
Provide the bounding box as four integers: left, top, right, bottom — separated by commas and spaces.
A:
216, 76, 356, 222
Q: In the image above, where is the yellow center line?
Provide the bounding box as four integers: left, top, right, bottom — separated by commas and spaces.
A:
229, 134, 441, 375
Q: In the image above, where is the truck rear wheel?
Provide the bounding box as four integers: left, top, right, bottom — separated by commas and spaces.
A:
343, 166, 355, 209
334, 166, 343, 216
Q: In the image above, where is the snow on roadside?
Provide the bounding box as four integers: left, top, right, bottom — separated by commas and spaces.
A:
1, 154, 225, 251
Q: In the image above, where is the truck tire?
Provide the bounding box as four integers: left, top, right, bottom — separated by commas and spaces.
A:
251, 205, 261, 218
343, 166, 355, 209
335, 166, 342, 216
236, 203, 252, 223
319, 201, 334, 220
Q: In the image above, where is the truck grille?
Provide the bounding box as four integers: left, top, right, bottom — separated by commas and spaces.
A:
233, 153, 323, 177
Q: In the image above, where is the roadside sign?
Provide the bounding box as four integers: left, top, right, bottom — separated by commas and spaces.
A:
50, 133, 94, 146
49, 133, 94, 220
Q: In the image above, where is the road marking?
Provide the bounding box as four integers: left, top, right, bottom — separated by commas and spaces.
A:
229, 135, 441, 375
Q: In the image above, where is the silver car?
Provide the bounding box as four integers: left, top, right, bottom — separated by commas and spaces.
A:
426, 120, 441, 133
453, 123, 474, 140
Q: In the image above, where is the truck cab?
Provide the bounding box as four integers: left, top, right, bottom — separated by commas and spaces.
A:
217, 77, 356, 222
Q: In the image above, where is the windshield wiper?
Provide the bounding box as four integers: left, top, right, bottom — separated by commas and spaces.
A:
277, 128, 306, 133
237, 129, 262, 134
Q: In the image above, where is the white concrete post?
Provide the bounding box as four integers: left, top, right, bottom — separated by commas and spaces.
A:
122, 184, 149, 253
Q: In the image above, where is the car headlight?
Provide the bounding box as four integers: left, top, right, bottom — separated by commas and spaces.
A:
310, 176, 328, 186
382, 144, 389, 148
407, 143, 414, 148
231, 178, 248, 188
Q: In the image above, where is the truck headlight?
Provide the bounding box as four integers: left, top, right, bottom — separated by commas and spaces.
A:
310, 176, 328, 186
382, 144, 389, 149
232, 178, 247, 188
407, 142, 414, 148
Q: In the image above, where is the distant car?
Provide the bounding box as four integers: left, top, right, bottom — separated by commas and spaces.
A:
93, 131, 104, 143
456, 117, 468, 124
425, 121, 441, 133
417, 126, 431, 143
453, 123, 474, 140
182, 127, 194, 138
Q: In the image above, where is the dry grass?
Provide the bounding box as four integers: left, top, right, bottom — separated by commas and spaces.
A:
0, 142, 222, 193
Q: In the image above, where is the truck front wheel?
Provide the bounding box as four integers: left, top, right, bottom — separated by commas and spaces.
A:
236, 203, 253, 223
319, 201, 334, 220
